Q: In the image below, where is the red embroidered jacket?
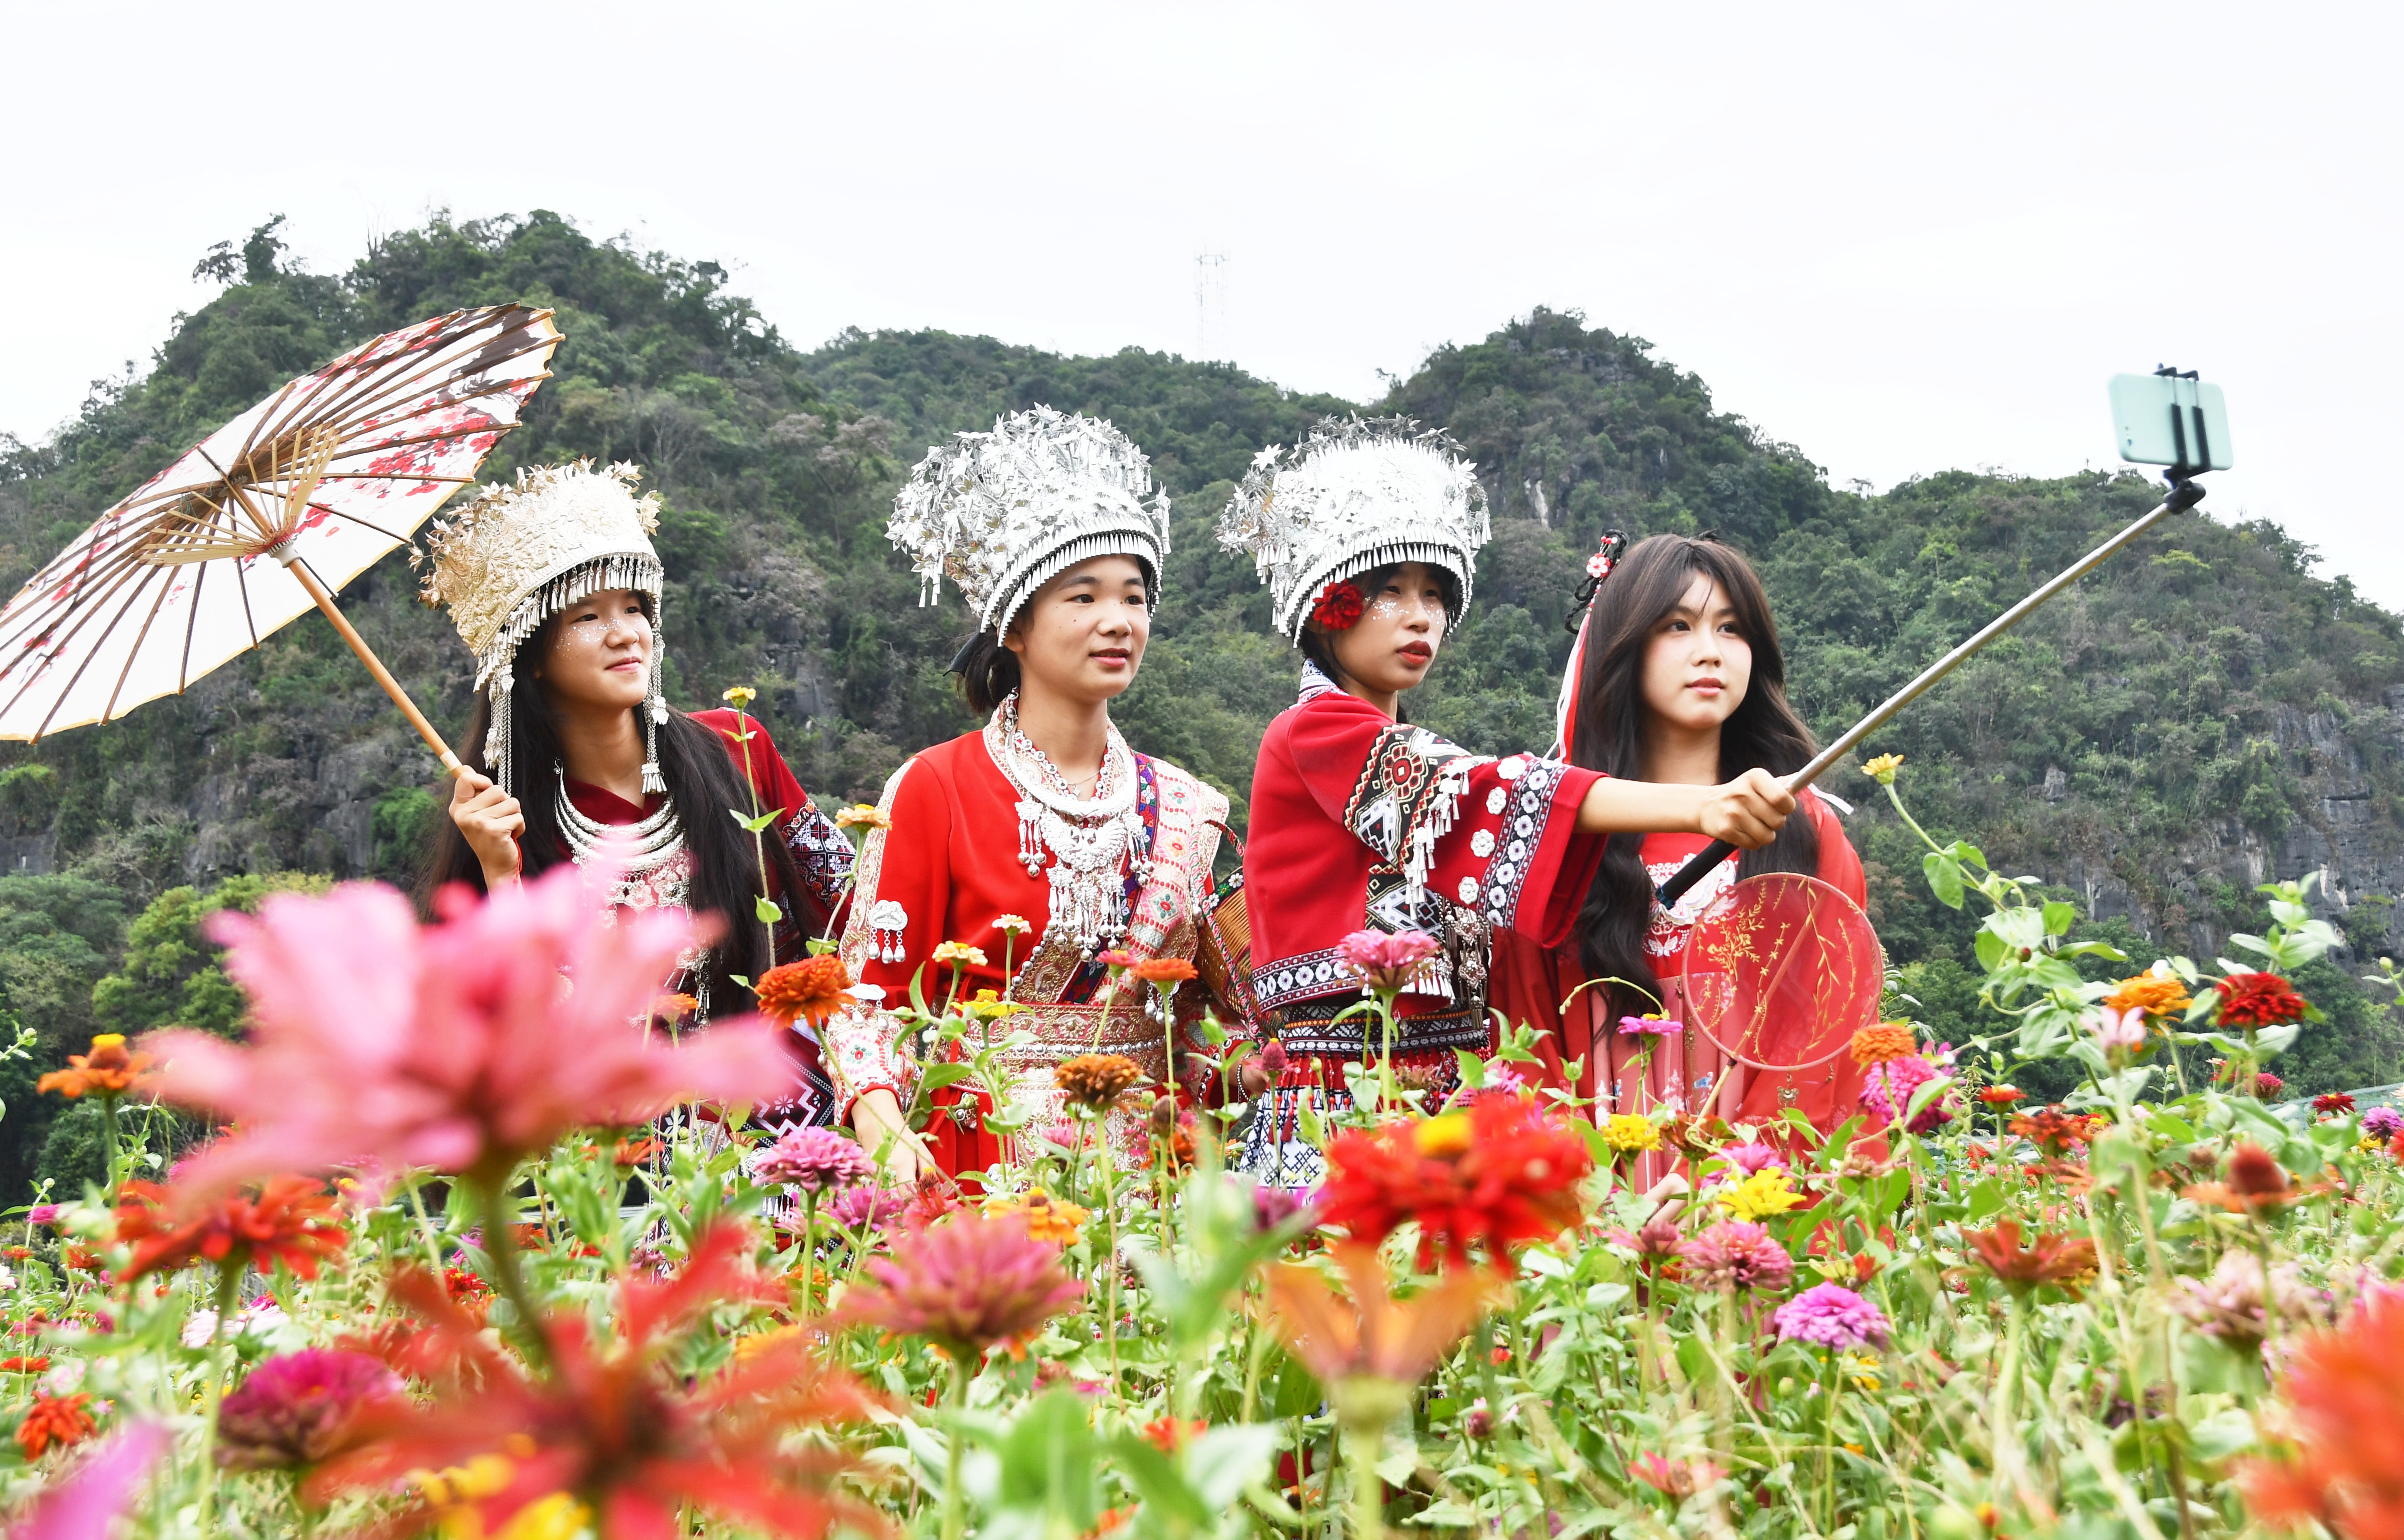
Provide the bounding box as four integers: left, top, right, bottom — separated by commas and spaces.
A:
1243, 677, 1608, 1017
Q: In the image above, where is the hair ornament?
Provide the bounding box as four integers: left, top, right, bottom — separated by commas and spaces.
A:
1310, 579, 1364, 631
889, 406, 1170, 637
1549, 528, 1631, 760
417, 459, 667, 797
1217, 414, 1489, 641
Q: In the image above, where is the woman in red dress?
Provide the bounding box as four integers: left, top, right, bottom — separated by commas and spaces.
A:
421, 461, 853, 1126
1491, 532, 1869, 1143
824, 408, 1227, 1188
1217, 419, 1795, 1186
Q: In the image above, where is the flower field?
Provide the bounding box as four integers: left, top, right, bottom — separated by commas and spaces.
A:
0, 766, 2398, 1540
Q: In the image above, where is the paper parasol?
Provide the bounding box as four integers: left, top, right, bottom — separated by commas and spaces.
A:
1679, 871, 1885, 1072
0, 304, 558, 771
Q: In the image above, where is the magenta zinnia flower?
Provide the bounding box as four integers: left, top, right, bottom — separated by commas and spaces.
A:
1677, 1222, 1795, 1292
754, 1128, 875, 1194
1337, 929, 1440, 994
1858, 1051, 1955, 1133
1720, 1141, 1786, 1175
1617, 1014, 1683, 1037
217, 1348, 403, 1470
1772, 1283, 1891, 1349
838, 1212, 1085, 1360
2364, 1106, 2404, 1140
142, 863, 794, 1196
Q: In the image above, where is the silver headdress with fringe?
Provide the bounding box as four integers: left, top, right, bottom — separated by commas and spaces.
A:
416, 460, 667, 796
889, 406, 1171, 636
1217, 415, 1490, 640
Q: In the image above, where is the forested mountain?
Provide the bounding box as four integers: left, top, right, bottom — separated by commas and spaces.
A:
1, 210, 2399, 1197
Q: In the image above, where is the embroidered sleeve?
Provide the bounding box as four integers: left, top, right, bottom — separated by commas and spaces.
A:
1420, 753, 1605, 947
826, 759, 942, 1121
780, 796, 855, 934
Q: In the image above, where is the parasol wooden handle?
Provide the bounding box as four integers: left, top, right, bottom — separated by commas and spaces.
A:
276, 552, 467, 779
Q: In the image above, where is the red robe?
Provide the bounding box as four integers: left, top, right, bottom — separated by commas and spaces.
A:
1490, 789, 1870, 1152
821, 718, 1227, 1180
559, 708, 852, 1124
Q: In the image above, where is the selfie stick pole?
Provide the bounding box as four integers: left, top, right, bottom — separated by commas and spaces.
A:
1654, 474, 2209, 907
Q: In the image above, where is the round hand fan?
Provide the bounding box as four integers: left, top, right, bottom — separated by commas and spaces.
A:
1679, 872, 1884, 1072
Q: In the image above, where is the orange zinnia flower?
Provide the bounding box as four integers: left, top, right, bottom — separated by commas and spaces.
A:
1962, 1220, 2099, 1297
113, 1176, 349, 1282
1265, 1242, 1499, 1431
753, 955, 853, 1029
1055, 1053, 1145, 1110
2103, 973, 2193, 1017
1848, 1023, 1917, 1067
1130, 958, 1198, 985
37, 1034, 154, 1100
2242, 1285, 2404, 1538
2008, 1106, 2104, 1157
15, 1391, 96, 1459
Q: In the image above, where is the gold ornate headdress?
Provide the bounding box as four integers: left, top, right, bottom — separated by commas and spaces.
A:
1217, 414, 1489, 640
888, 406, 1171, 636
416, 460, 666, 795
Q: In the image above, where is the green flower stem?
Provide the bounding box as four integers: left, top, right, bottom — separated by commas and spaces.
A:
942, 1354, 971, 1540
1991, 1294, 2027, 1505
473, 1178, 553, 1374
799, 1188, 820, 1314
1820, 1350, 1842, 1531
405, 1175, 448, 1278
1343, 1421, 1384, 1540
99, 1095, 123, 1198
195, 1260, 241, 1539
731, 701, 778, 972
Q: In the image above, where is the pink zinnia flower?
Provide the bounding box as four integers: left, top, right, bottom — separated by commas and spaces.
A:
217, 1349, 403, 1471
1720, 1141, 1786, 1175
826, 1185, 911, 1233
2084, 1006, 2149, 1055
754, 1128, 875, 1194
26, 1204, 59, 1227
2363, 1106, 2404, 1140
838, 1212, 1085, 1360
1604, 1215, 1684, 1260
1858, 1052, 1954, 1133
1250, 1182, 1319, 1234
9, 1419, 173, 1540
1617, 1014, 1683, 1037
1628, 1451, 1726, 1498
1676, 1221, 1794, 1292
1337, 929, 1439, 994
142, 862, 794, 1196
1772, 1283, 1891, 1349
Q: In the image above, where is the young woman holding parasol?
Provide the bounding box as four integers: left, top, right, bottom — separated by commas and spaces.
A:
1215, 418, 1795, 1187
1489, 532, 1876, 1155
418, 460, 856, 1129
823, 408, 1227, 1188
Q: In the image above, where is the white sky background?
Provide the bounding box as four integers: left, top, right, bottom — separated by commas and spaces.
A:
4, 2, 2398, 600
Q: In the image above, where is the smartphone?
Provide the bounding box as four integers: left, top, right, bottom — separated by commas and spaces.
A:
2109, 372, 2233, 472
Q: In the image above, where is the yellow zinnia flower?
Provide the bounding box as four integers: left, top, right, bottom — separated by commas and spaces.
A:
721, 685, 758, 708
1713, 1169, 1806, 1222
1602, 1114, 1661, 1153
1861, 753, 1904, 785
931, 940, 988, 968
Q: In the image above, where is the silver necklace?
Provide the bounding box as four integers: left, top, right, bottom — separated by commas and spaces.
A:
554, 766, 690, 912
991, 694, 1145, 955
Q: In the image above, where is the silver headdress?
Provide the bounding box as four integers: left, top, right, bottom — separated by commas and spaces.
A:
416, 460, 667, 796
1217, 414, 1490, 640
889, 406, 1171, 636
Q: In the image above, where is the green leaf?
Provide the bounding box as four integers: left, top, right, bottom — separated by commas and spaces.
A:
2042, 900, 2076, 936
918, 1063, 978, 1092
1923, 852, 1965, 909
1966, 1177, 2008, 1221
1973, 930, 2007, 973
754, 897, 784, 924
729, 804, 786, 833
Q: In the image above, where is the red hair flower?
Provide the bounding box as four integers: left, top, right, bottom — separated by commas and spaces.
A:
1310, 580, 1364, 631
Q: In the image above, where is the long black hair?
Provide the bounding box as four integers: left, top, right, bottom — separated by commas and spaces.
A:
1296, 561, 1464, 706
1567, 534, 1821, 1012
417, 603, 808, 1013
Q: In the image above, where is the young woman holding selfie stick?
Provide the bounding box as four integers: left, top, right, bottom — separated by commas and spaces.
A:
420, 460, 856, 1126
1489, 532, 1869, 1139
1217, 419, 1794, 1187
825, 408, 1227, 1188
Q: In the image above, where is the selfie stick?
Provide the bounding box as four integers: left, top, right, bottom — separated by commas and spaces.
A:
1654, 473, 2208, 907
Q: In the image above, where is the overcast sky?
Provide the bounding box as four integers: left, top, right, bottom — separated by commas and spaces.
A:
6, 2, 2398, 601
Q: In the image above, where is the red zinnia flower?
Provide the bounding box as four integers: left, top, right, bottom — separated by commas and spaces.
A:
16, 1391, 96, 1459
2241, 1285, 2404, 1536
1317, 1097, 1592, 1274
113, 1176, 348, 1283
2007, 1106, 2104, 1157
1962, 1220, 2099, 1297
2216, 971, 2308, 1029
1978, 1085, 2027, 1107
2316, 1091, 2357, 1114
317, 1224, 884, 1539
0, 1356, 48, 1374
1310, 581, 1364, 631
